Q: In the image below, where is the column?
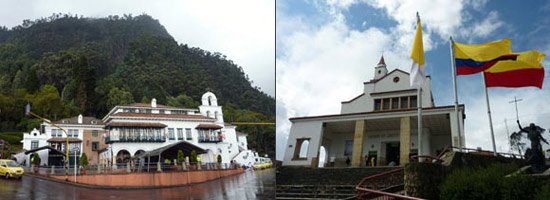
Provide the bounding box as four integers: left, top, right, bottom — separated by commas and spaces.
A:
400, 117, 411, 166
352, 120, 366, 167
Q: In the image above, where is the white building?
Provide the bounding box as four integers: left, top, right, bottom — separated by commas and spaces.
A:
102, 92, 252, 166
283, 56, 465, 167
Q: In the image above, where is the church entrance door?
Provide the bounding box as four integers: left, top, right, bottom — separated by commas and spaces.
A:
386, 142, 400, 166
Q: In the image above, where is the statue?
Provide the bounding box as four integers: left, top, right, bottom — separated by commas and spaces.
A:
515, 120, 548, 173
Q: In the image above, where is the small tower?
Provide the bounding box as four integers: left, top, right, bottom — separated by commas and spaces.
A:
151, 98, 157, 108
199, 92, 224, 124
374, 55, 388, 80
77, 114, 83, 124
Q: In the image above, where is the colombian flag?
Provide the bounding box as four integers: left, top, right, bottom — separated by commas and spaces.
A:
483, 50, 545, 88
454, 38, 518, 75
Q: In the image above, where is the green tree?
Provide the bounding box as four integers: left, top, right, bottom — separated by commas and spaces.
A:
167, 94, 199, 108
12, 70, 24, 90
217, 154, 222, 163
32, 85, 64, 120
106, 87, 134, 109
80, 153, 89, 167
177, 150, 184, 164
190, 150, 197, 163
31, 153, 41, 166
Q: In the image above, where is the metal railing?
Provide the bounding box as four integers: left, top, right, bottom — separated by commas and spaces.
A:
105, 136, 166, 143
439, 146, 522, 159
355, 167, 423, 200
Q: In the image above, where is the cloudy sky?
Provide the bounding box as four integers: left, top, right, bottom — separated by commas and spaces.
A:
277, 0, 550, 160
0, 0, 275, 96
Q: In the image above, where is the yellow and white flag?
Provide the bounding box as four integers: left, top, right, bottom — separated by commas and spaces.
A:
410, 14, 426, 87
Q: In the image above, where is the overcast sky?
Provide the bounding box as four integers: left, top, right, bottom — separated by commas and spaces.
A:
0, 0, 275, 97
277, 0, 550, 160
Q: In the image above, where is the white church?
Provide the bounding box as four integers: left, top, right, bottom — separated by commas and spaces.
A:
282, 56, 465, 167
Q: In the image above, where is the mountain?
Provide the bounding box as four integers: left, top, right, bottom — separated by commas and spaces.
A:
0, 13, 274, 157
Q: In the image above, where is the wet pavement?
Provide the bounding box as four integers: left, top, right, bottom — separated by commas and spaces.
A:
0, 168, 275, 200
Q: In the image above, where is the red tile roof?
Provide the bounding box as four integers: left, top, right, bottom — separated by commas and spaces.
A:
378, 55, 386, 65
111, 112, 212, 120
107, 122, 167, 128
196, 124, 223, 129
122, 103, 177, 109
53, 116, 104, 125
47, 138, 82, 143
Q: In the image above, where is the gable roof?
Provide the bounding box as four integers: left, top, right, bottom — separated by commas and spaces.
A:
53, 116, 104, 125
364, 69, 430, 84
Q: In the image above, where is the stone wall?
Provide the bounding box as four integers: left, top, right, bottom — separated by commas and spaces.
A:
276, 166, 398, 185
51, 169, 243, 188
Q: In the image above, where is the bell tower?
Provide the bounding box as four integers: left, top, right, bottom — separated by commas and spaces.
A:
374, 55, 388, 80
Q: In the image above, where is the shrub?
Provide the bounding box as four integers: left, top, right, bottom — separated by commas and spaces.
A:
177, 150, 184, 164
217, 154, 222, 163
80, 153, 88, 167
440, 163, 519, 200
31, 153, 41, 166
535, 185, 550, 200
190, 150, 197, 163
502, 173, 538, 200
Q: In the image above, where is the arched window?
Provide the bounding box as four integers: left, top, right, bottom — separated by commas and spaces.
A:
214, 111, 219, 119
206, 111, 211, 118
299, 140, 309, 158
208, 96, 212, 106
318, 146, 327, 168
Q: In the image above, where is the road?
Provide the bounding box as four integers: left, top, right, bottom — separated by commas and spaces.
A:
0, 168, 275, 200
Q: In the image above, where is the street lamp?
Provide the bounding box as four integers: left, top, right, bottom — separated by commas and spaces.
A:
26, 103, 70, 182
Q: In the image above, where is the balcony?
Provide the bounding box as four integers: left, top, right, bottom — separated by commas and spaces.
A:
105, 136, 166, 144
198, 137, 222, 143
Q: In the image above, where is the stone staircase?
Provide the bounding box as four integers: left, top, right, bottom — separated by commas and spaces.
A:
276, 185, 356, 200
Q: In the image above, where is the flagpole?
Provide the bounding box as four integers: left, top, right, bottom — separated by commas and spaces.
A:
449, 37, 463, 152
417, 87, 423, 158
482, 72, 498, 156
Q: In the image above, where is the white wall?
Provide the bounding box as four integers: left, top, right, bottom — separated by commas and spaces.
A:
283, 121, 324, 166
341, 70, 434, 114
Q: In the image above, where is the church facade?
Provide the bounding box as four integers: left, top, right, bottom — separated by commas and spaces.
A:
282, 56, 465, 167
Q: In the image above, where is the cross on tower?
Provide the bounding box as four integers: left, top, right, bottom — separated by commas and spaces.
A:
508, 96, 523, 121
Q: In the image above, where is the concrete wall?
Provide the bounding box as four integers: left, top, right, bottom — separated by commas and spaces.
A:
51, 169, 243, 188
283, 121, 323, 166
277, 166, 398, 185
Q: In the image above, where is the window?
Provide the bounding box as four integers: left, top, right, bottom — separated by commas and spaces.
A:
410, 96, 418, 108
374, 99, 381, 111
344, 140, 354, 156
31, 141, 39, 150
69, 129, 78, 138
92, 130, 98, 137
391, 97, 399, 110
160, 110, 165, 114
382, 98, 390, 110
92, 142, 99, 151
177, 128, 184, 140
168, 128, 175, 140
400, 97, 409, 109
51, 129, 57, 137
146, 109, 152, 113
186, 128, 192, 140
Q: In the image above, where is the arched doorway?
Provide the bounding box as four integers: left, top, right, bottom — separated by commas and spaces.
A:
116, 150, 131, 164
318, 146, 327, 168
134, 150, 145, 157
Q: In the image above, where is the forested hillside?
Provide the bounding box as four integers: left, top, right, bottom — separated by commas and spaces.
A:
0, 14, 274, 156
